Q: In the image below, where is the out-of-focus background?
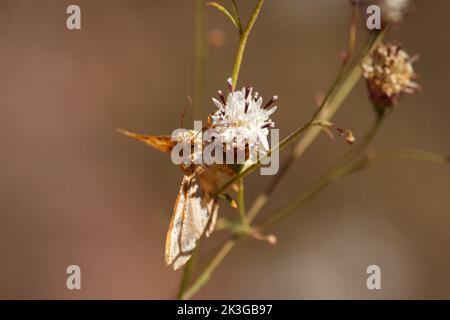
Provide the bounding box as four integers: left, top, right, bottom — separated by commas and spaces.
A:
0, 0, 449, 299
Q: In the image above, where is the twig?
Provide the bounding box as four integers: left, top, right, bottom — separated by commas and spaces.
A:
193, 0, 208, 119
177, 244, 198, 299
181, 237, 239, 299
350, 148, 450, 173
216, 30, 387, 197
177, 0, 208, 298
206, 2, 240, 30
258, 113, 388, 229
178, 0, 265, 300
231, 0, 265, 87
182, 108, 385, 300
231, 0, 243, 34
237, 178, 249, 226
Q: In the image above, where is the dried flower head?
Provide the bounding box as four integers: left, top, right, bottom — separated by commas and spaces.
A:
362, 43, 419, 108
210, 78, 277, 151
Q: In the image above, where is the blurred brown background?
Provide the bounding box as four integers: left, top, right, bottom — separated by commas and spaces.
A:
0, 0, 449, 299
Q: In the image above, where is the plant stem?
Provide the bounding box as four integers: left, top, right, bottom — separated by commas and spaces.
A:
193, 0, 208, 119
231, 0, 265, 87
248, 45, 351, 221
179, 0, 264, 300
177, 0, 208, 299
182, 111, 385, 299
258, 144, 450, 231
259, 114, 387, 230
215, 30, 386, 197
177, 244, 198, 299
346, 1, 358, 66
350, 148, 450, 173
237, 178, 249, 226
231, 0, 243, 34
181, 237, 238, 299
206, 2, 240, 30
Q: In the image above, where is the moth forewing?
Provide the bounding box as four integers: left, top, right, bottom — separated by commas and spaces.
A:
165, 173, 215, 270
120, 128, 237, 270
165, 164, 234, 270
165, 175, 191, 269
117, 129, 176, 153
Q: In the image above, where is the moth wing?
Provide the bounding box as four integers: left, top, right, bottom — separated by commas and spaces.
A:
165, 174, 217, 270
193, 164, 232, 237
196, 164, 236, 195
118, 128, 176, 153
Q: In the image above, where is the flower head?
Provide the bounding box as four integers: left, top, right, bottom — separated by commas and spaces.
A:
362, 43, 419, 108
380, 0, 411, 24
209, 78, 277, 151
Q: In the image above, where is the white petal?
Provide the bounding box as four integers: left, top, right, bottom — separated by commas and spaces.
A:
257, 130, 270, 150
265, 106, 277, 116
212, 98, 223, 109
255, 97, 263, 108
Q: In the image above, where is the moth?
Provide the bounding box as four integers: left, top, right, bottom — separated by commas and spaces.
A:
118, 128, 235, 270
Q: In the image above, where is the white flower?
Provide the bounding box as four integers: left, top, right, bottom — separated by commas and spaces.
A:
381, 0, 411, 24
209, 79, 277, 151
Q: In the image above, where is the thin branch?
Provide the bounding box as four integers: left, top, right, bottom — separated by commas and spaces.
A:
181, 107, 386, 299
181, 237, 239, 300
344, 1, 359, 67
193, 0, 208, 119
216, 30, 387, 197
177, 245, 198, 299
231, 0, 265, 87
177, 0, 209, 298
231, 0, 244, 34
237, 178, 249, 226
178, 0, 265, 300
206, 2, 240, 30
258, 113, 387, 229
350, 148, 450, 173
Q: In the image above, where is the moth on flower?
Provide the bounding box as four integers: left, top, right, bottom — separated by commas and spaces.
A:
119, 78, 277, 270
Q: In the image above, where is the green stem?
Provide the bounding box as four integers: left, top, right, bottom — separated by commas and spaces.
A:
182, 109, 387, 299
177, 245, 198, 299
350, 148, 450, 173
231, 0, 265, 87
193, 0, 208, 119
247, 10, 359, 221
178, 0, 265, 300
237, 178, 249, 226
216, 30, 386, 197
177, 0, 208, 299
206, 2, 240, 30
181, 237, 238, 300
231, 0, 243, 34
259, 113, 387, 229
258, 145, 450, 230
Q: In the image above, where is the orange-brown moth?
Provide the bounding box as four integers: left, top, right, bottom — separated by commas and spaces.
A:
118, 128, 234, 270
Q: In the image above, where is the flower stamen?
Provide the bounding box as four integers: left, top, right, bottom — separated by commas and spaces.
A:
263, 95, 278, 110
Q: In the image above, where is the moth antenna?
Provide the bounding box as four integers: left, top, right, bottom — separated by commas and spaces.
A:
180, 96, 192, 128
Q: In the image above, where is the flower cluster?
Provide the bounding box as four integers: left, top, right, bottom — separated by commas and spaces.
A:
362, 43, 419, 108
209, 78, 277, 151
